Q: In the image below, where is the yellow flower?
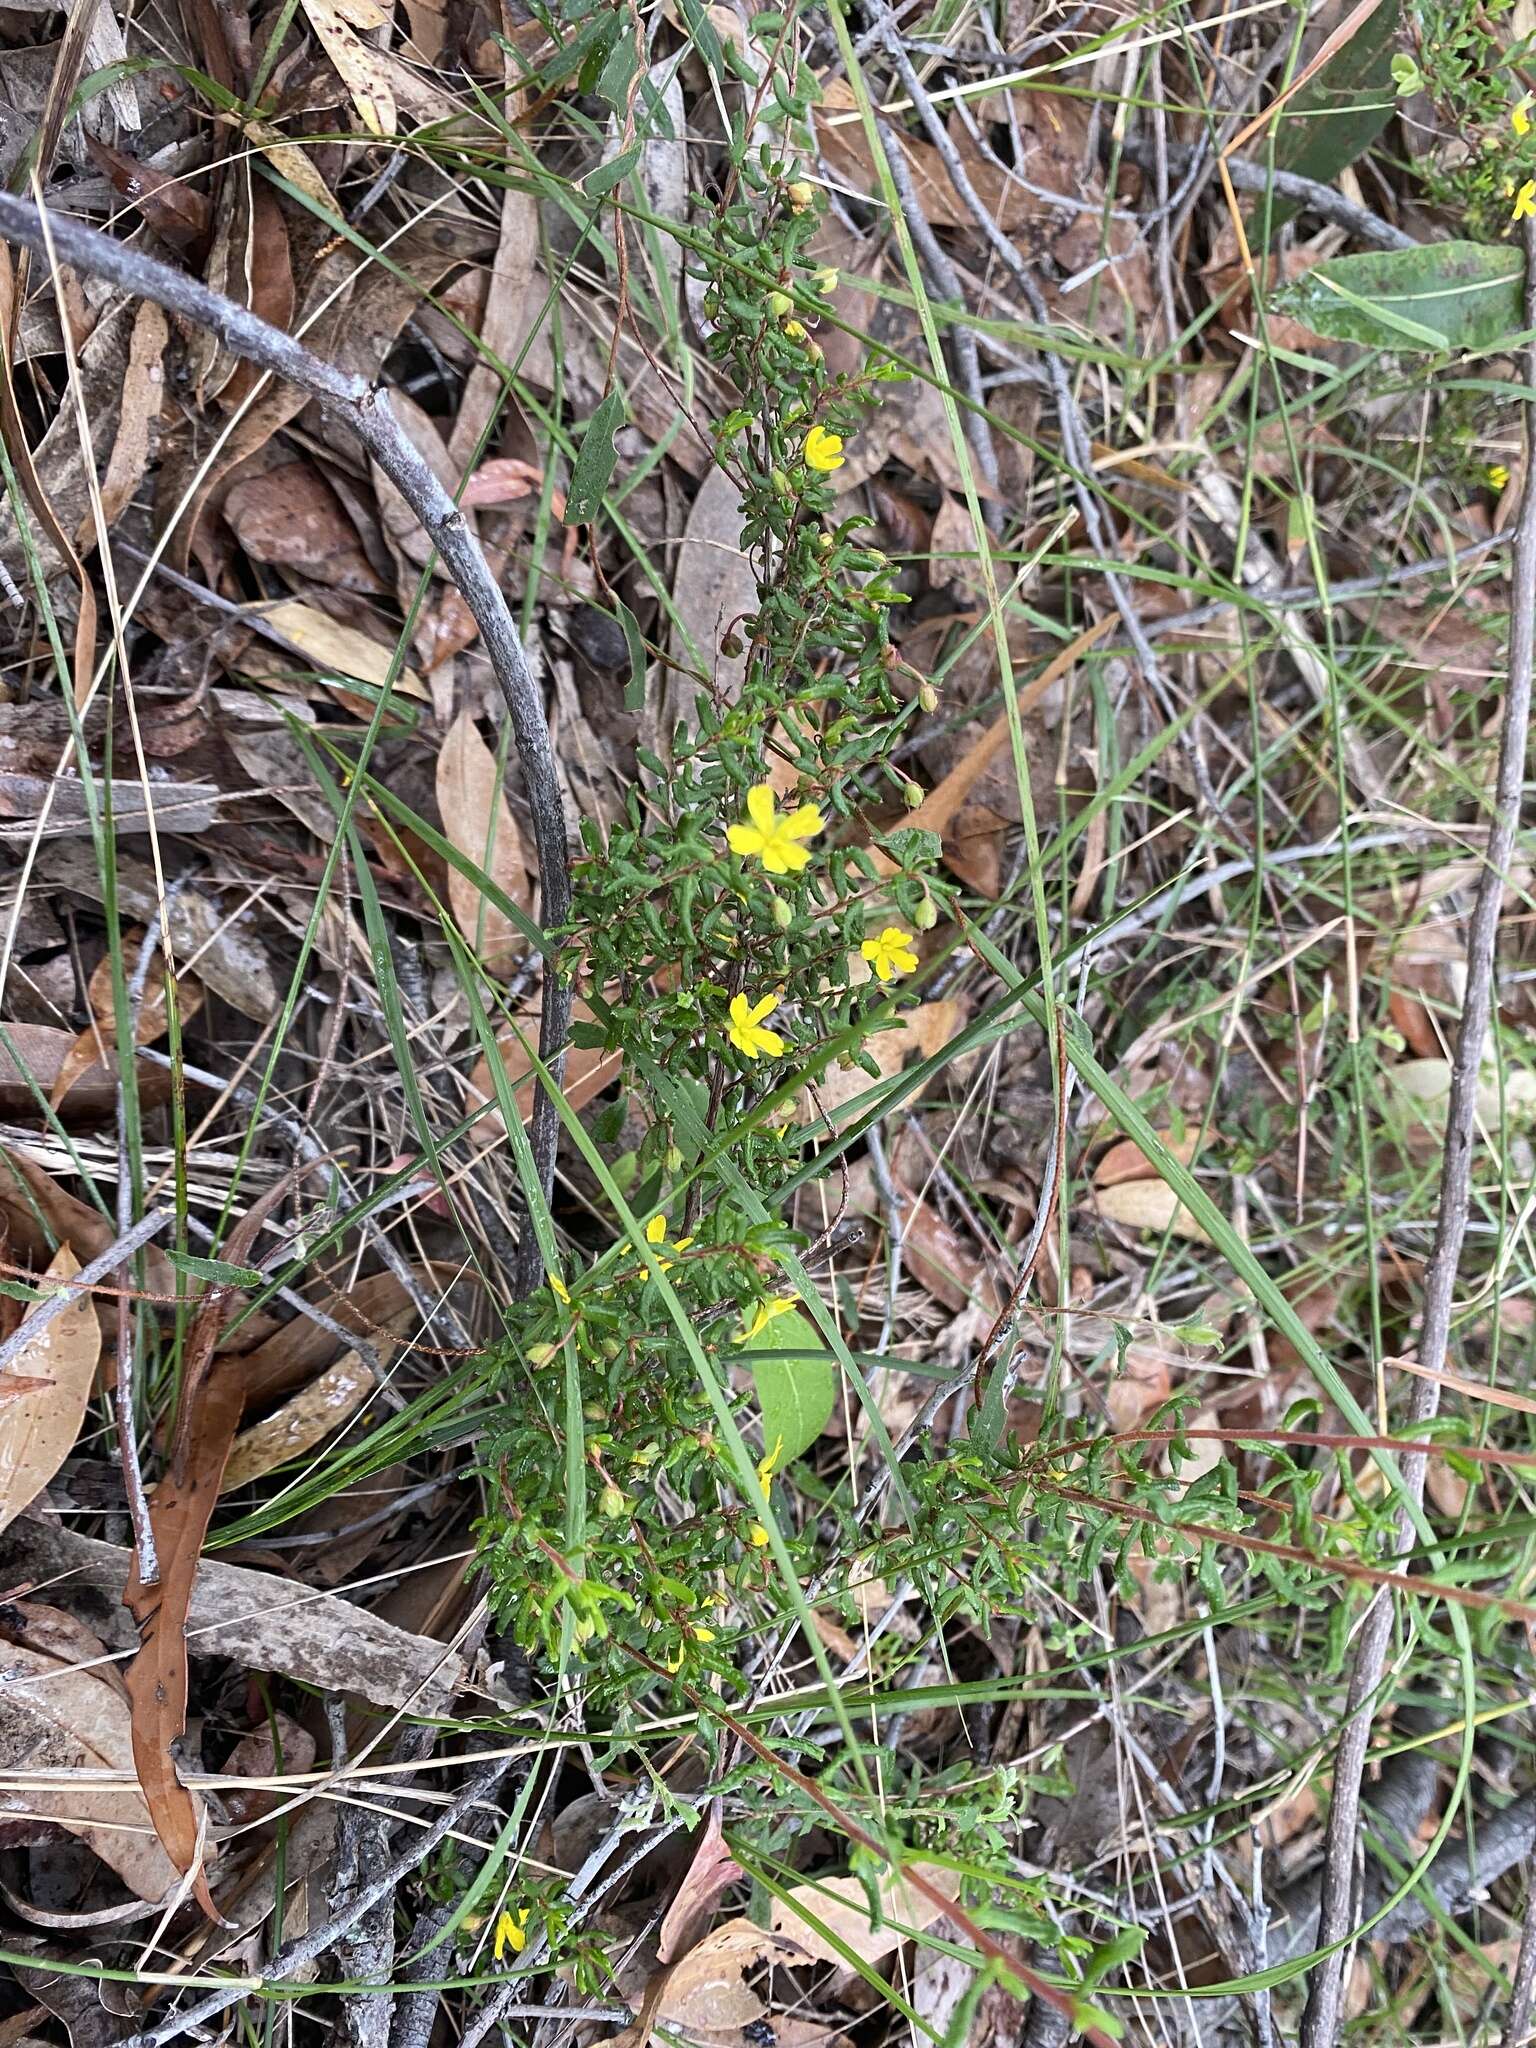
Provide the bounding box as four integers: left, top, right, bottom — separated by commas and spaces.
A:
783, 319, 808, 342
1516, 95, 1533, 136
493, 1908, 530, 1960
727, 992, 786, 1060
1513, 178, 1536, 221
727, 783, 824, 874
861, 925, 919, 982
738, 1296, 797, 1344
688, 1624, 716, 1642
641, 1212, 694, 1273
748, 1434, 785, 1546
804, 425, 845, 472
1489, 462, 1512, 490
548, 1272, 570, 1304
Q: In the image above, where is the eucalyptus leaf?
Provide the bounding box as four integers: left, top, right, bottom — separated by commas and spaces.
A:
1270, 241, 1524, 353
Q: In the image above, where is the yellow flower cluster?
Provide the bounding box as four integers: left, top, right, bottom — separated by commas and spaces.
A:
722, 786, 921, 1062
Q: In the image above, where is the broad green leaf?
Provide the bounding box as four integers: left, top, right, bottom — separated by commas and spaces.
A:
741, 1310, 836, 1464
563, 388, 626, 525
1263, 0, 1398, 235
1270, 241, 1524, 352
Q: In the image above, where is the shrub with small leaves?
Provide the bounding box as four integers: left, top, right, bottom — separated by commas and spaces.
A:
476, 124, 952, 1704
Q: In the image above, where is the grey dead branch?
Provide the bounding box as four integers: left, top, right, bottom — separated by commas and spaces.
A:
0, 1519, 469, 1714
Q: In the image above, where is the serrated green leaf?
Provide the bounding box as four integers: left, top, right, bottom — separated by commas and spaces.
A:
563, 388, 626, 525
1270, 241, 1524, 352
741, 1309, 836, 1463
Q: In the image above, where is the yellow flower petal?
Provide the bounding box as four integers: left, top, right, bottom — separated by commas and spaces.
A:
804, 425, 845, 472
728, 785, 823, 875
1513, 178, 1536, 221
494, 1908, 530, 1960
548, 1272, 570, 1304
646, 1214, 668, 1244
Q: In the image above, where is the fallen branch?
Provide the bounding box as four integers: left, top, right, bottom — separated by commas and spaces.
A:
0, 192, 572, 1295
1117, 137, 1416, 250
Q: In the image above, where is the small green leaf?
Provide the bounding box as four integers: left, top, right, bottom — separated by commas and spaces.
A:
741, 1309, 836, 1464
584, 144, 641, 198
615, 595, 648, 710
167, 1250, 266, 1288
563, 389, 626, 526
1270, 241, 1524, 353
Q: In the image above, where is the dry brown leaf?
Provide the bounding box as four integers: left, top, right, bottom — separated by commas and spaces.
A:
655, 1859, 961, 2042
658, 1806, 743, 1964
50, 938, 203, 1112
0, 1246, 101, 1536
220, 183, 295, 412
82, 138, 210, 248
1105, 1346, 1172, 1431
467, 998, 621, 1138
770, 1863, 962, 1967
125, 1190, 286, 1919
261, 598, 427, 702
301, 0, 396, 133
221, 1352, 374, 1492
875, 619, 1113, 877
1093, 1179, 1211, 1245
224, 460, 382, 593
94, 300, 167, 534
461, 458, 543, 508
0, 1022, 172, 1119
0, 1636, 179, 1903
1094, 1132, 1203, 1187
436, 709, 533, 972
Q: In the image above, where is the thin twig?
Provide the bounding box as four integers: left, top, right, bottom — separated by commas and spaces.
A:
0, 1205, 171, 1376
1298, 214, 1536, 2048
0, 192, 572, 1299
875, 117, 1001, 516
1503, 1888, 1536, 2048
138, 1754, 513, 2047
114, 914, 170, 1585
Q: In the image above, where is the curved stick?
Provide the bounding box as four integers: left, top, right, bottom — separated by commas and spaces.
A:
0, 192, 572, 1291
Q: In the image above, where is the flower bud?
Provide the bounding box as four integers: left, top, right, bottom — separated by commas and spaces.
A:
767, 289, 792, 317
813, 266, 839, 292
598, 1484, 628, 1519
913, 894, 939, 930
772, 895, 793, 929
918, 682, 938, 713
903, 780, 924, 809
785, 180, 814, 211
527, 1342, 556, 1366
